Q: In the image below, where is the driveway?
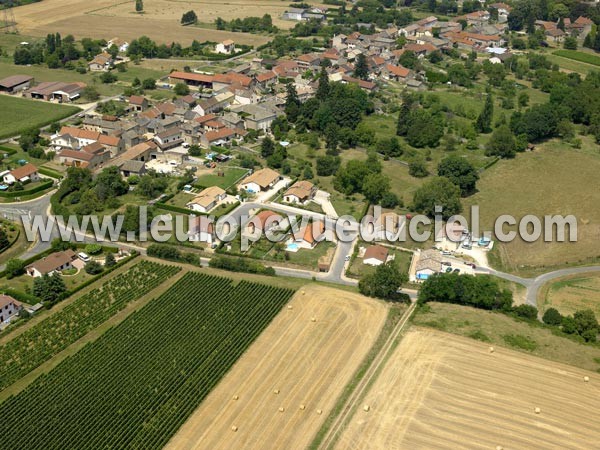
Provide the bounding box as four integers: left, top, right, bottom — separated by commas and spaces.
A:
312, 190, 338, 218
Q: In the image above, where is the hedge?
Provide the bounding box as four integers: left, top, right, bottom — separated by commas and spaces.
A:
38, 167, 64, 180
0, 228, 20, 255
0, 287, 39, 305
0, 145, 17, 156
0, 180, 54, 199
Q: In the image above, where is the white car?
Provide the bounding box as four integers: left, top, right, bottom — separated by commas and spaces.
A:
78, 252, 91, 263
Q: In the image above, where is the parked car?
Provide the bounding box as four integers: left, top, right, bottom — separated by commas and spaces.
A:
467, 263, 477, 269
453, 268, 460, 273
441, 261, 452, 266
441, 250, 452, 256
78, 252, 91, 263
445, 267, 453, 273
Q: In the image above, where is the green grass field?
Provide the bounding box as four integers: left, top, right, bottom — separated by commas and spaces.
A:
413, 302, 600, 372
0, 95, 80, 139
553, 50, 600, 67
463, 137, 600, 274
194, 167, 248, 190
539, 272, 600, 317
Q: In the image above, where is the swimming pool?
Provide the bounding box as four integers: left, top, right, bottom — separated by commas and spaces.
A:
286, 243, 299, 251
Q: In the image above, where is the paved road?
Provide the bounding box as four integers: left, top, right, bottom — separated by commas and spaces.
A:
525, 265, 600, 307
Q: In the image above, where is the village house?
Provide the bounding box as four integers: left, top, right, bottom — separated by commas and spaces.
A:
88, 52, 114, 72
187, 186, 227, 213
154, 127, 184, 150
414, 249, 442, 282
0, 75, 34, 94
26, 249, 78, 277
232, 103, 279, 131
188, 216, 217, 244
2, 163, 40, 185
119, 160, 146, 178
292, 220, 326, 250
215, 39, 235, 54
200, 127, 242, 148
57, 142, 110, 169
363, 245, 389, 266
283, 180, 316, 204
383, 64, 412, 82
239, 167, 281, 193
0, 295, 22, 326
129, 95, 149, 112
246, 209, 285, 236
255, 71, 278, 91
106, 38, 129, 53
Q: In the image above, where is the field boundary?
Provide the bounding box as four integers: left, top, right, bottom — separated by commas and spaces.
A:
313, 301, 417, 450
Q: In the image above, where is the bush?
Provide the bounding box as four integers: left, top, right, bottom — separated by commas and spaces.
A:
84, 261, 104, 275
513, 304, 538, 320
85, 244, 102, 255
209, 255, 275, 276
542, 307, 563, 326
503, 334, 538, 351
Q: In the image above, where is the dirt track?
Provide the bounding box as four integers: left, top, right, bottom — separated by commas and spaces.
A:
165, 285, 388, 450
336, 328, 600, 450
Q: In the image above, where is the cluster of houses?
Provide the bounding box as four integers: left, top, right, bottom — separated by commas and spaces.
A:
534, 16, 594, 44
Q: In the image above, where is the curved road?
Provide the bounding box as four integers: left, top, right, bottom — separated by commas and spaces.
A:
2, 195, 599, 305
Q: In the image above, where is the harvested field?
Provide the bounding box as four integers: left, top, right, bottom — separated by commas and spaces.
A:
337, 328, 600, 450
165, 285, 388, 450
13, 0, 272, 46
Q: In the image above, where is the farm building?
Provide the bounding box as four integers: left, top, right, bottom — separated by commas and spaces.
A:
25, 81, 86, 102
363, 245, 389, 266
168, 71, 213, 89
2, 163, 40, 185
119, 160, 146, 178
284, 180, 316, 204
239, 168, 281, 193
0, 294, 22, 326
0, 75, 34, 94
187, 186, 227, 213
26, 250, 78, 278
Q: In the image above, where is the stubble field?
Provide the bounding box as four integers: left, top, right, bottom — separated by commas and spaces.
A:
336, 328, 600, 450
12, 0, 276, 45
165, 284, 388, 450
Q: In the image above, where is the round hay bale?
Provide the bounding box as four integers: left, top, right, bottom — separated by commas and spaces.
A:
302, 290, 306, 295
232, 395, 239, 401
311, 317, 317, 322
273, 389, 280, 395
317, 409, 323, 415
584, 376, 590, 383
231, 425, 238, 432
496, 446, 503, 450
363, 405, 370, 412
279, 407, 285, 412
489, 347, 495, 353
299, 404, 306, 410
288, 305, 293, 310
534, 407, 541, 414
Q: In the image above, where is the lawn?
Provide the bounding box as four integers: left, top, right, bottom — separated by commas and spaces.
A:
463, 137, 600, 274
412, 302, 600, 372
0, 95, 81, 139
539, 272, 600, 317
347, 244, 413, 279
194, 167, 249, 190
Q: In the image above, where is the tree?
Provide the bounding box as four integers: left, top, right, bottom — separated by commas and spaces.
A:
354, 53, 369, 80
105, 252, 116, 268
0, 228, 8, 250
316, 155, 340, 176
181, 10, 198, 25
563, 36, 577, 50
285, 82, 300, 122
5, 258, 24, 279
188, 144, 202, 157
316, 66, 330, 100
406, 110, 444, 148
137, 173, 168, 199
261, 136, 275, 158
85, 260, 104, 275
573, 309, 598, 339
362, 173, 391, 204
542, 307, 563, 326
94, 166, 129, 201
475, 92, 494, 133
100, 71, 117, 84
82, 85, 100, 101
396, 95, 415, 136
561, 315, 577, 334
408, 160, 429, 178
359, 261, 407, 300
141, 78, 156, 90
173, 82, 190, 96
325, 123, 339, 155
486, 125, 516, 158
437, 156, 479, 196
513, 304, 538, 320
33, 272, 66, 303
412, 177, 462, 219
135, 0, 144, 12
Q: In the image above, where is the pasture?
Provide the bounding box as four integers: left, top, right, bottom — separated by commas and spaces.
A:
12, 0, 274, 45
0, 95, 80, 139
541, 272, 600, 317
463, 138, 600, 274
0, 271, 295, 449
166, 285, 387, 450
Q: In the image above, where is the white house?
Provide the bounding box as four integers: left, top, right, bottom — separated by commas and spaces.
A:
215, 40, 235, 54
107, 38, 129, 53
0, 295, 22, 325
363, 245, 389, 266
26, 250, 78, 278
186, 186, 227, 213
283, 180, 316, 204
3, 163, 40, 185
188, 216, 216, 244
239, 167, 281, 193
